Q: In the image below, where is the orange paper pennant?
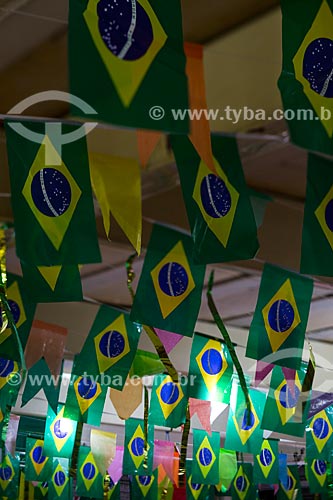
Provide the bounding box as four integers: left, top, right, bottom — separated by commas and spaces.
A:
137, 129, 162, 169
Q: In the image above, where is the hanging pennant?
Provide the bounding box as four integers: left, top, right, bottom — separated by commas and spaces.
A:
171, 135, 259, 264
110, 375, 143, 420
90, 429, 116, 475
155, 330, 183, 355
279, 464, 302, 500
25, 438, 52, 482
69, 0, 189, 132
253, 439, 279, 485
0, 453, 20, 499
306, 406, 333, 461
137, 130, 163, 169
5, 122, 101, 265
189, 399, 211, 435
131, 469, 159, 499
76, 446, 105, 498
217, 449, 237, 493
108, 446, 124, 485
130, 349, 165, 377
149, 374, 188, 428
230, 463, 256, 500
307, 458, 329, 494
246, 263, 313, 369
21, 358, 60, 414
89, 152, 142, 254
191, 429, 219, 485
185, 459, 215, 500
43, 405, 77, 459
153, 441, 174, 483
49, 460, 71, 500
130, 224, 206, 336
123, 418, 154, 476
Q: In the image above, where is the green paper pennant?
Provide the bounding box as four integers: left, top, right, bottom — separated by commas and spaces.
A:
21, 358, 60, 413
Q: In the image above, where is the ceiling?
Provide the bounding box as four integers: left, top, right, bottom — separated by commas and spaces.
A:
0, 0, 331, 455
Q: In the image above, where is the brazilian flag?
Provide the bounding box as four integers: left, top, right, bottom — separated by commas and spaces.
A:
171, 135, 259, 264
43, 405, 77, 458
279, 0, 333, 156
21, 261, 83, 302
306, 406, 333, 461
0, 273, 36, 361
253, 439, 279, 485
261, 363, 311, 438
63, 368, 107, 426
25, 438, 53, 482
73, 305, 141, 390
301, 153, 333, 276
5, 121, 101, 266
230, 463, 255, 500
130, 224, 206, 336
21, 358, 60, 414
186, 459, 215, 500
149, 374, 188, 428
34, 481, 49, 500
107, 480, 121, 499
69, 0, 188, 133
123, 418, 154, 475
224, 382, 266, 456
0, 357, 20, 409
191, 430, 220, 485
49, 460, 71, 500
246, 263, 313, 369
188, 333, 233, 402
130, 470, 158, 499
278, 465, 302, 500
0, 453, 20, 499
307, 458, 328, 493
76, 446, 104, 498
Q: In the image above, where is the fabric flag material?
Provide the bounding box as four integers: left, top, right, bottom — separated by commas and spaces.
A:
76, 446, 104, 498
261, 363, 311, 437
246, 263, 313, 369
217, 449, 237, 493
171, 135, 259, 264
131, 224, 206, 335
253, 439, 279, 485
0, 273, 36, 361
131, 469, 158, 499
184, 43, 215, 174
155, 329, 183, 354
307, 458, 328, 493
231, 463, 255, 500
49, 460, 71, 500
186, 459, 215, 500
301, 153, 333, 276
278, 0, 333, 156
137, 130, 162, 169
63, 369, 107, 426
306, 406, 333, 461
224, 383, 266, 456
191, 429, 220, 485
130, 349, 165, 377
123, 418, 154, 475
73, 305, 141, 390
5, 122, 101, 265
43, 405, 77, 458
110, 376, 143, 420
108, 446, 124, 485
278, 465, 302, 500
149, 374, 188, 428
25, 438, 52, 482
21, 358, 60, 413
89, 152, 142, 254
69, 0, 189, 133
189, 399, 211, 435
91, 429, 116, 475
21, 261, 83, 302
188, 333, 233, 402
25, 320, 67, 377
0, 453, 20, 499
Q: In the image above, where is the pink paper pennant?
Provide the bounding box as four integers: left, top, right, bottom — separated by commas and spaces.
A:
153, 440, 175, 482
107, 446, 124, 484
254, 361, 274, 387
155, 329, 183, 354
282, 367, 297, 397
189, 398, 211, 435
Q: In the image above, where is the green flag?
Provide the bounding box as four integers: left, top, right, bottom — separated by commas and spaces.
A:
307, 458, 329, 494
63, 370, 107, 426
34, 481, 49, 500
0, 273, 36, 361
0, 357, 21, 409
49, 460, 71, 500
5, 121, 101, 266
230, 463, 256, 500
188, 333, 233, 402
171, 135, 259, 264
0, 453, 20, 499
130, 224, 206, 336
306, 406, 333, 461
224, 382, 266, 456
149, 374, 188, 428
123, 418, 154, 475
278, 464, 302, 500
191, 429, 220, 485
217, 449, 237, 493
186, 459, 215, 500
131, 470, 158, 499
253, 439, 279, 485
43, 405, 77, 458
130, 350, 165, 378
301, 153, 333, 276
73, 305, 141, 390
25, 438, 53, 482
76, 446, 104, 499
21, 358, 60, 413
278, 0, 333, 156
21, 261, 83, 302
107, 480, 120, 499
261, 363, 311, 438
69, 0, 188, 133
246, 263, 313, 369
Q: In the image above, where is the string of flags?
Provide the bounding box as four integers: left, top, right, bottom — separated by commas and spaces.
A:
1, 0, 333, 498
